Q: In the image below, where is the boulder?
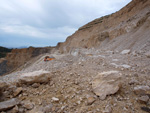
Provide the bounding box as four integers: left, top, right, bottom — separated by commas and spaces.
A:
19, 70, 50, 85
92, 71, 122, 100
0, 98, 19, 111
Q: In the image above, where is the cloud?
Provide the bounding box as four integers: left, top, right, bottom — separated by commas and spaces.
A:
0, 0, 132, 47
0, 24, 76, 40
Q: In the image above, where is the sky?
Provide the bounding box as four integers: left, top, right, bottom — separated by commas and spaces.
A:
0, 0, 132, 48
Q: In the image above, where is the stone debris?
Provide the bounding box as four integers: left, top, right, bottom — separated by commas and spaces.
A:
87, 97, 95, 105
52, 97, 59, 102
23, 102, 34, 110
0, 37, 150, 113
28, 108, 44, 113
13, 87, 23, 97
12, 105, 19, 113
138, 95, 149, 104
103, 104, 112, 113
0, 98, 19, 111
129, 79, 139, 85
145, 51, 150, 58
133, 85, 150, 95
92, 71, 122, 100
32, 83, 40, 88
121, 64, 131, 69
41, 104, 53, 113
141, 106, 150, 113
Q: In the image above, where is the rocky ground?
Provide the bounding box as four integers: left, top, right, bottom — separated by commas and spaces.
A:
0, 48, 150, 113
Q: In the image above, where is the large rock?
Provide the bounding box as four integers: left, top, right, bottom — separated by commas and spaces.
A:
92, 71, 122, 100
19, 70, 50, 85
0, 98, 19, 111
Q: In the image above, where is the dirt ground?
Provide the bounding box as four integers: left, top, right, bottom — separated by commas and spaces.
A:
1, 48, 150, 113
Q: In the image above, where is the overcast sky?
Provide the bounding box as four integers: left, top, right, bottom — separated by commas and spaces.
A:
0, 0, 132, 48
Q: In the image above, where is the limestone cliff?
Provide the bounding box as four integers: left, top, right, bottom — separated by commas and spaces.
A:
58, 0, 150, 53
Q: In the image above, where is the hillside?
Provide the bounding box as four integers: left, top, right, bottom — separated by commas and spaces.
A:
0, 0, 150, 113
0, 46, 56, 76
58, 0, 150, 53
0, 46, 12, 58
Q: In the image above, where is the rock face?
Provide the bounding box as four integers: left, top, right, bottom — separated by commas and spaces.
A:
0, 98, 19, 111
0, 58, 8, 76
92, 71, 122, 100
57, 0, 150, 53
0, 47, 54, 76
19, 70, 50, 85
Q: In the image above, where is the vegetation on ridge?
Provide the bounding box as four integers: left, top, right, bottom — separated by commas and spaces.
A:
0, 46, 12, 58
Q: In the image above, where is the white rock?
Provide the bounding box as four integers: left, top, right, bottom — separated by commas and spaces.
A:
92, 71, 122, 100
112, 59, 119, 62
121, 64, 131, 69
19, 70, 50, 84
52, 97, 59, 102
121, 50, 130, 55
